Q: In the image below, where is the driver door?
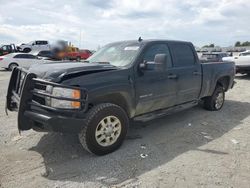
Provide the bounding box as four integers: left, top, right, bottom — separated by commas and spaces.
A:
134, 43, 177, 115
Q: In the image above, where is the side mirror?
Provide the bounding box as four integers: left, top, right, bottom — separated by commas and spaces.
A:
139, 54, 167, 71
154, 54, 166, 64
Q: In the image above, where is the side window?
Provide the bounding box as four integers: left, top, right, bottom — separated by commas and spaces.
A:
39, 51, 49, 56
25, 54, 36, 59
170, 43, 195, 67
14, 54, 25, 58
16, 54, 36, 59
143, 44, 172, 67
40, 41, 48, 45
38, 51, 44, 56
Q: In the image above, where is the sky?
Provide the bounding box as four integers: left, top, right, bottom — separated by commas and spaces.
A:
0, 0, 249, 49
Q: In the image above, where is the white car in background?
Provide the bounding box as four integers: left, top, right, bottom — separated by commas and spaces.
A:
18, 40, 50, 53
0, 53, 49, 70
223, 50, 250, 74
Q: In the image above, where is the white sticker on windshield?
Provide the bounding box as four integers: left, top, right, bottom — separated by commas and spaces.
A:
124, 46, 139, 51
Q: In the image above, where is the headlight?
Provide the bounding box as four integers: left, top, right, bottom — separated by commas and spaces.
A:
46, 86, 81, 109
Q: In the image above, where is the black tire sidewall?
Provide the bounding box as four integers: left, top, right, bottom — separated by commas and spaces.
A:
85, 105, 129, 155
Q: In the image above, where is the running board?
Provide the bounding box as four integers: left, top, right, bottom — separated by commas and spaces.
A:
134, 101, 198, 122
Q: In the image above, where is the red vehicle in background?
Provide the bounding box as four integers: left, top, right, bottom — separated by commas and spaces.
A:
58, 47, 93, 61
78, 49, 93, 60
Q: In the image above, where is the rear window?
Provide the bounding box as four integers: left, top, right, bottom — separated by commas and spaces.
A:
170, 43, 195, 67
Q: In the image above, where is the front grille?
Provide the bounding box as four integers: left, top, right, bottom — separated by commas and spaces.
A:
32, 82, 47, 105
14, 70, 27, 96
7, 67, 88, 113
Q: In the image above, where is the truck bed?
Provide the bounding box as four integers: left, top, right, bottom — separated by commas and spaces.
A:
200, 61, 235, 98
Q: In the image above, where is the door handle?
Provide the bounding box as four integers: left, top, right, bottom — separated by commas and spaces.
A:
168, 74, 178, 79
193, 71, 201, 76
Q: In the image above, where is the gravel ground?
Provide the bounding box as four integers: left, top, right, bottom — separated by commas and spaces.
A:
0, 69, 250, 188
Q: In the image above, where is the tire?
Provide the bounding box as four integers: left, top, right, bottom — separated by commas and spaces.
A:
203, 86, 225, 111
78, 103, 129, 155
76, 57, 81, 62
23, 48, 31, 53
8, 63, 18, 71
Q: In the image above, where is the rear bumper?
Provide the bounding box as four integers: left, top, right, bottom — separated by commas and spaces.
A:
6, 67, 88, 133
236, 65, 250, 74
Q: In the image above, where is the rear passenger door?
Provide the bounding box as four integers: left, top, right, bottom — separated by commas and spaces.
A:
168, 42, 202, 104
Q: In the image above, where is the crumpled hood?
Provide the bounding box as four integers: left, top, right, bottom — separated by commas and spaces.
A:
28, 62, 117, 81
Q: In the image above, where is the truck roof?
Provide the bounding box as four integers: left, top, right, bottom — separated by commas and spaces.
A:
109, 39, 192, 45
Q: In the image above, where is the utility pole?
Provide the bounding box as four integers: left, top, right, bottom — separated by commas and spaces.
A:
79, 29, 82, 48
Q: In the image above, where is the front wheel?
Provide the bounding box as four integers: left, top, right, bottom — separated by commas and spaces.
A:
78, 103, 129, 155
203, 86, 225, 111
8, 63, 18, 71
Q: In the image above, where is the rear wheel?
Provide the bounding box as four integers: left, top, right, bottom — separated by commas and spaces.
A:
78, 103, 129, 155
8, 63, 18, 71
23, 48, 31, 53
203, 86, 225, 111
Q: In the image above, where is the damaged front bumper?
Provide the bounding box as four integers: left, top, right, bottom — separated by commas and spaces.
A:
6, 67, 88, 133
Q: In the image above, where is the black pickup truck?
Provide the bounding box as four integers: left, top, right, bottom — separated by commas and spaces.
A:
6, 39, 235, 155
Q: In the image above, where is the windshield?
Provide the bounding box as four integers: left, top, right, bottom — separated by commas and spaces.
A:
87, 42, 141, 67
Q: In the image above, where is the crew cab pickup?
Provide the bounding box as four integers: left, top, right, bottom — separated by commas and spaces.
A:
6, 39, 235, 155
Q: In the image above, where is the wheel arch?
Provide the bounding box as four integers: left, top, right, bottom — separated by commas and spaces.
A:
23, 47, 31, 52
216, 76, 230, 91
88, 92, 133, 118
8, 62, 19, 69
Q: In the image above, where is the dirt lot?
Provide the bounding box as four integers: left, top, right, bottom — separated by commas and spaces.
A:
0, 69, 250, 188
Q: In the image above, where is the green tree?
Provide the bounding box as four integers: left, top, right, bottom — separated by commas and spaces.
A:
202, 44, 215, 48
242, 41, 250, 46
235, 41, 241, 47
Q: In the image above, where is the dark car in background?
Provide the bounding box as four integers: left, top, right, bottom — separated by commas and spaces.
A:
32, 50, 60, 60
200, 52, 229, 63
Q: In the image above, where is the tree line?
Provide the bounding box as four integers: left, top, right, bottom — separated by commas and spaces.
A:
234, 41, 250, 47
202, 41, 250, 48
